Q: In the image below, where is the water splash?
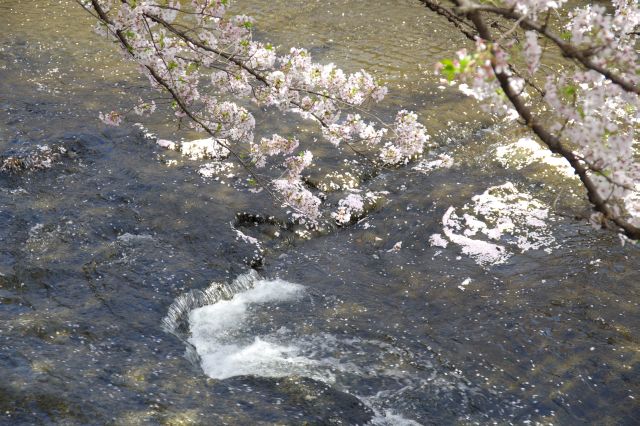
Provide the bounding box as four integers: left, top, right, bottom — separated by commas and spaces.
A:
162, 269, 262, 337
164, 272, 508, 425
188, 278, 309, 380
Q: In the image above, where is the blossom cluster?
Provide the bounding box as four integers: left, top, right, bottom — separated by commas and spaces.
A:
438, 44, 522, 118
502, 0, 567, 19
545, 72, 640, 227
85, 0, 429, 223
250, 134, 299, 168
437, 0, 640, 236
545, 1, 640, 228
272, 151, 321, 222
567, 0, 640, 80
331, 192, 383, 225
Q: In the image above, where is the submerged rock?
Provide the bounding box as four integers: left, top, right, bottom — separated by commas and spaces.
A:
225, 375, 374, 425
0, 144, 67, 173
0, 134, 89, 174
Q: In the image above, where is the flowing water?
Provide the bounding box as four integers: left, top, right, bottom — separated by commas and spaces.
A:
1, 1, 639, 424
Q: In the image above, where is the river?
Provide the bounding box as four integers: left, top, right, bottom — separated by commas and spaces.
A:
1, 0, 638, 424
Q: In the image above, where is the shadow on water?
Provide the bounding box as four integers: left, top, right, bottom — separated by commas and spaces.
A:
1, 0, 639, 424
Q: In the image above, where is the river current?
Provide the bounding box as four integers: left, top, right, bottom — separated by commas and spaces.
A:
1, 1, 639, 424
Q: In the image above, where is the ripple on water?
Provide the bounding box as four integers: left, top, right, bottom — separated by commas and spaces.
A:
165, 271, 513, 424
2, 0, 639, 424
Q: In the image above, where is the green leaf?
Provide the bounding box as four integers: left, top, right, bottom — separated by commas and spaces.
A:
458, 57, 470, 72
439, 59, 457, 81
442, 66, 456, 81
563, 84, 577, 97
186, 62, 199, 75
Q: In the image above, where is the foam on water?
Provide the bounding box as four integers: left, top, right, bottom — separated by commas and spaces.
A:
181, 275, 365, 384
156, 137, 230, 160
188, 278, 310, 380
494, 137, 574, 177
165, 272, 501, 424
370, 411, 423, 426
164, 272, 333, 381
162, 270, 262, 336
435, 182, 556, 266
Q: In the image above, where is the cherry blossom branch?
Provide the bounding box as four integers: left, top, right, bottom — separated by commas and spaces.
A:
145, 13, 395, 127
455, 0, 640, 96
419, 1, 545, 95
80, 0, 432, 226
82, 0, 284, 206
418, 0, 478, 41
455, 1, 640, 239
145, 9, 421, 167
143, 13, 270, 84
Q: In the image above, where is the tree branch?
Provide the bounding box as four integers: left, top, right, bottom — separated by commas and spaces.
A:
418, 0, 477, 42
455, 1, 640, 239
457, 0, 640, 96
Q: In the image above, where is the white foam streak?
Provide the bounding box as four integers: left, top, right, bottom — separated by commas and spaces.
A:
495, 137, 574, 177
162, 270, 261, 335
188, 279, 308, 380
197, 338, 316, 380
156, 137, 230, 160
442, 206, 510, 266
189, 279, 302, 334
174, 274, 467, 424
440, 183, 556, 266
370, 411, 423, 426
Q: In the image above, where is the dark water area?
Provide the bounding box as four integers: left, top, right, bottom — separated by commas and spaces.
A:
1, 1, 639, 425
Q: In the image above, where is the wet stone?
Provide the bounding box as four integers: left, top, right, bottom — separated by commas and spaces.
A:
1, 0, 639, 424
225, 376, 374, 425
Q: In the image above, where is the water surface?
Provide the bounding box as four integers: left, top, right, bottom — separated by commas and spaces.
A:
1, 1, 638, 424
